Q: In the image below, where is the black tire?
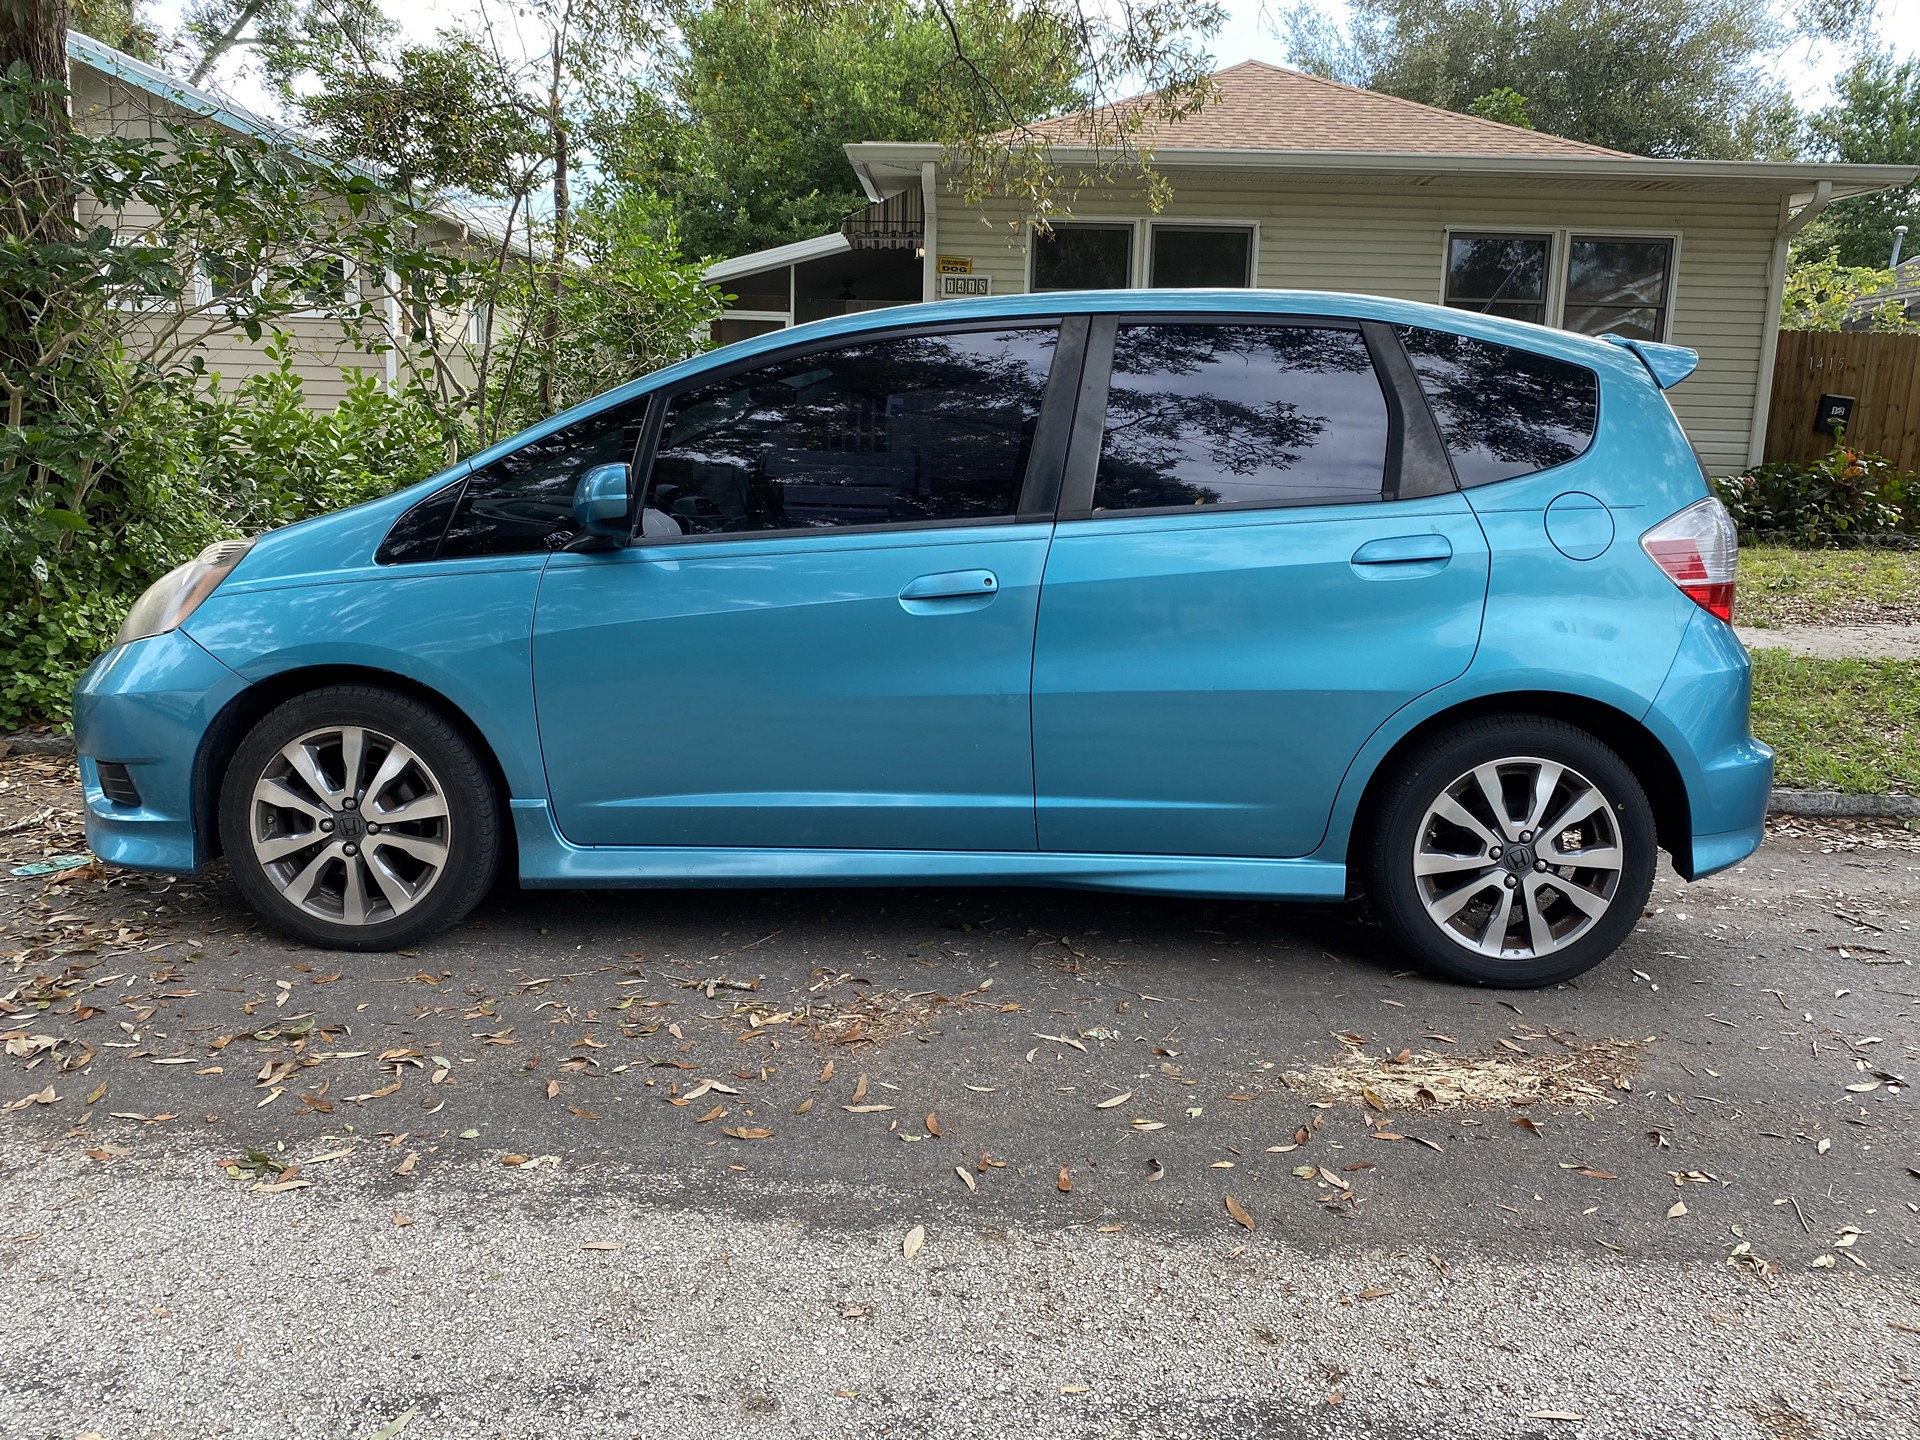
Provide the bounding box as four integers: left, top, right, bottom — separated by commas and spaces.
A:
1364, 714, 1657, 988
219, 685, 500, 951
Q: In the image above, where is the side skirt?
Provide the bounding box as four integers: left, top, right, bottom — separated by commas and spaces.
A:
509, 800, 1346, 901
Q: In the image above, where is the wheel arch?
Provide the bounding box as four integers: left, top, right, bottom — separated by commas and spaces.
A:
192, 664, 519, 869
1340, 691, 1690, 879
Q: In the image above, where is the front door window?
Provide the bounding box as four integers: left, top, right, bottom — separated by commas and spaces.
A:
646, 327, 1058, 535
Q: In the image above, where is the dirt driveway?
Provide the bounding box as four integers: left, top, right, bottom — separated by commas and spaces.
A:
2, 753, 1915, 1439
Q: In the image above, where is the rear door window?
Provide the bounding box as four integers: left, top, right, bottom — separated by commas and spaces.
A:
645, 327, 1058, 536
1397, 326, 1598, 486
1091, 322, 1391, 513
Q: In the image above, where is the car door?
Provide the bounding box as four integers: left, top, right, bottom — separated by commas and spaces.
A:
532, 319, 1080, 851
1031, 314, 1490, 859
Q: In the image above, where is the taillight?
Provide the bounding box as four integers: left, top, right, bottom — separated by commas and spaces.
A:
1641, 497, 1738, 623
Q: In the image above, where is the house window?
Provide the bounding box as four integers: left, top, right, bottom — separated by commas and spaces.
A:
1149, 226, 1253, 287
1032, 224, 1133, 291
1562, 236, 1673, 341
469, 301, 493, 348
1443, 234, 1551, 324
203, 253, 256, 302
301, 256, 354, 312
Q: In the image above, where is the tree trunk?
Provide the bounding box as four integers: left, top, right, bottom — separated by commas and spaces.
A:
0, 0, 74, 451
537, 35, 569, 414
187, 0, 271, 85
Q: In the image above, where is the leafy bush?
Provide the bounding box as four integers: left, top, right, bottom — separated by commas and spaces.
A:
1713, 441, 1920, 545
0, 351, 446, 724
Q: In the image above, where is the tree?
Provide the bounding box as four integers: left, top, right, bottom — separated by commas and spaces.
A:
1276, 0, 1843, 159
1780, 255, 1919, 331
176, 0, 394, 88
1799, 52, 1920, 269
70, 0, 160, 60
624, 0, 1084, 259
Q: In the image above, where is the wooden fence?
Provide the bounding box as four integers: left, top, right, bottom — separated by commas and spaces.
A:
1764, 330, 1920, 471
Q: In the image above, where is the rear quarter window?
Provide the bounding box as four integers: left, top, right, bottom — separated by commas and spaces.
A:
1398, 326, 1598, 486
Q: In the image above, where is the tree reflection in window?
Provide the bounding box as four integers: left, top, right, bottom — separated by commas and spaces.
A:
1398, 326, 1598, 486
648, 328, 1056, 534
1093, 324, 1389, 512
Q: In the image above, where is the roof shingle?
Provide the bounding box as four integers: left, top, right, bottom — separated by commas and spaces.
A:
1016, 60, 1630, 159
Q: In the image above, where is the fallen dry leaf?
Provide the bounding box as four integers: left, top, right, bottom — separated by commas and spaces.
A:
1095, 1091, 1133, 1109
693, 1105, 727, 1123
1224, 1194, 1255, 1231
902, 1224, 925, 1260
925, 1112, 941, 1138
1667, 1200, 1689, 1219
722, 1125, 773, 1140
1057, 1167, 1073, 1193
955, 1166, 976, 1193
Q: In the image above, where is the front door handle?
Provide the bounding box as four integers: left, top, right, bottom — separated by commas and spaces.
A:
899, 570, 999, 602
1352, 535, 1453, 566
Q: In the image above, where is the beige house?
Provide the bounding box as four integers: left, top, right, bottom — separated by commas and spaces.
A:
709, 62, 1917, 475
67, 30, 494, 411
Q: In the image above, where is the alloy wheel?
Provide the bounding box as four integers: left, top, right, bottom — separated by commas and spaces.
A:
1411, 756, 1626, 961
248, 725, 452, 926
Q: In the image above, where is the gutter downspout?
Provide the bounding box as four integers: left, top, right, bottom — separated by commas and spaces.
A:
384, 267, 400, 395
1748, 180, 1833, 467
920, 161, 938, 305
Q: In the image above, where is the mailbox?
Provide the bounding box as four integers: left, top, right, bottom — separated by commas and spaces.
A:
1814, 393, 1855, 435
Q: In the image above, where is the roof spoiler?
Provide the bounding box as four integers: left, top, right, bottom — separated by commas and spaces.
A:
1600, 334, 1699, 389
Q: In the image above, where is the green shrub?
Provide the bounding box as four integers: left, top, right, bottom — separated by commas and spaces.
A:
1713, 440, 1919, 545
0, 350, 446, 725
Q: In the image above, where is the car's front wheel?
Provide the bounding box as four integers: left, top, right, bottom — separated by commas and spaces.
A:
219, 686, 500, 951
1366, 716, 1657, 987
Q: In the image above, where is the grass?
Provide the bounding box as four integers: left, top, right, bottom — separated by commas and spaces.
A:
1749, 650, 1920, 794
1737, 544, 1920, 628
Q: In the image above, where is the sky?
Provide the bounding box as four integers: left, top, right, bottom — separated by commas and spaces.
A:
150, 0, 1920, 119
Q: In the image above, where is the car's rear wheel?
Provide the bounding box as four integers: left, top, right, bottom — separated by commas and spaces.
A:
219, 686, 499, 951
1366, 716, 1656, 987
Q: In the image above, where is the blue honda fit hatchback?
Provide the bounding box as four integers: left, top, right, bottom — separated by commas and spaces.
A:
74, 290, 1769, 986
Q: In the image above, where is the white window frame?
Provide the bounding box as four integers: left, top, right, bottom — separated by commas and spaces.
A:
194, 252, 362, 315
1438, 227, 1682, 342
1025, 217, 1264, 292
1145, 220, 1259, 289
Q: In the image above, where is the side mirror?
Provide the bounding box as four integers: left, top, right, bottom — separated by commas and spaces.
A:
572, 462, 631, 539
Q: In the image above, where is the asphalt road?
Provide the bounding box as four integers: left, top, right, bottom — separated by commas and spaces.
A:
1, 756, 1915, 1439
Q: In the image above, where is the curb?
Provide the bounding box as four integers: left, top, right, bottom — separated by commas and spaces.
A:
1767, 788, 1920, 820
5, 733, 1915, 822
1, 731, 73, 756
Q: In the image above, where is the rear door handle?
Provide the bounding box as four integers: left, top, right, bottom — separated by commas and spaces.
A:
1352, 535, 1453, 566
899, 570, 999, 602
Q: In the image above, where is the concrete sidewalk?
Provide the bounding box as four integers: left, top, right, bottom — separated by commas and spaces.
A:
1739, 623, 1920, 660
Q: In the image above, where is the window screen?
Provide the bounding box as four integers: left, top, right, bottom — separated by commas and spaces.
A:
1092, 323, 1391, 513
1150, 227, 1253, 287
1563, 237, 1673, 342
1398, 326, 1598, 486
1032, 225, 1132, 291
1443, 235, 1551, 325
434, 397, 649, 560
645, 327, 1057, 536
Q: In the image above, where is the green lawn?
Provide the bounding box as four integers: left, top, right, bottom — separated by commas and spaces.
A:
1749, 650, 1920, 794
1737, 544, 1920, 628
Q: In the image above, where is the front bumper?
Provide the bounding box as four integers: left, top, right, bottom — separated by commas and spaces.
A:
1646, 609, 1773, 880
72, 629, 248, 873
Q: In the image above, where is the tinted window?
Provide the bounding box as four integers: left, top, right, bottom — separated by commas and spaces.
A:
436, 398, 649, 560
1032, 225, 1131, 291
375, 480, 462, 564
645, 327, 1056, 536
1398, 326, 1598, 486
1091, 323, 1390, 513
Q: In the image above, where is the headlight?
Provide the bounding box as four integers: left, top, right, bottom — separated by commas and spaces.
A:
115, 538, 256, 647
